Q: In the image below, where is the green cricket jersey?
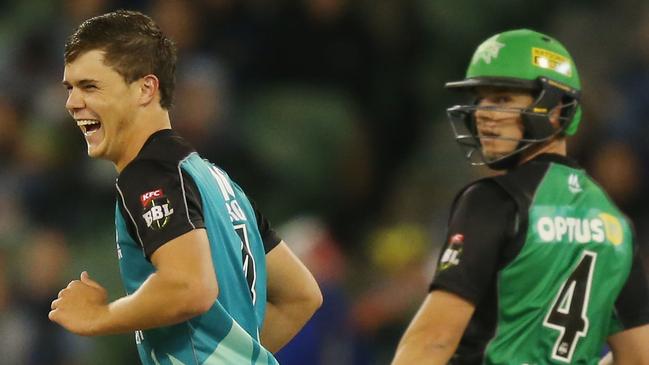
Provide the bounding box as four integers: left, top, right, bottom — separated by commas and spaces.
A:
114, 129, 280, 365
432, 154, 649, 364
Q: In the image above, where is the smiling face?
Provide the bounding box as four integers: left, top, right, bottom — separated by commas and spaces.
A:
473, 87, 534, 161
63, 49, 140, 164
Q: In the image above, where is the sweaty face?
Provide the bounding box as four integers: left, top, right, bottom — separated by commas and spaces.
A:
63, 50, 139, 163
473, 88, 534, 160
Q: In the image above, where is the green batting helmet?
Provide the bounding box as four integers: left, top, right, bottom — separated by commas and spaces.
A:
445, 29, 582, 169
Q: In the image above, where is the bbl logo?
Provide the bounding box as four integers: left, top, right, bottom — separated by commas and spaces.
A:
140, 188, 174, 230
439, 234, 464, 271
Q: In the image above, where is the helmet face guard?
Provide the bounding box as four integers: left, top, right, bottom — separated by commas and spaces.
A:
445, 29, 582, 169
447, 80, 579, 169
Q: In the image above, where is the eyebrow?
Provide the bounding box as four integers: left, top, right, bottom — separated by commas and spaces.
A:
61, 79, 99, 88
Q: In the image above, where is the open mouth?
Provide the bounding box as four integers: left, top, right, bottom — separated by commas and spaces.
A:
479, 130, 499, 139
77, 119, 102, 136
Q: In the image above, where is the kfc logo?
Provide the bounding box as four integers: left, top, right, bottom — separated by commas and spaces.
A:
141, 189, 164, 207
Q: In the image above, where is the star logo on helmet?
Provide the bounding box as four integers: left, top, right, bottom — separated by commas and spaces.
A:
471, 35, 505, 65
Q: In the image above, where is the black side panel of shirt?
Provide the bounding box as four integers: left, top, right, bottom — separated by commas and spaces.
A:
249, 198, 282, 253
433, 179, 518, 365
432, 159, 552, 364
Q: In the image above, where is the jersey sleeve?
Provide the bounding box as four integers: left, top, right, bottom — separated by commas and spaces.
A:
429, 180, 518, 304
116, 159, 205, 259
249, 198, 281, 253
612, 244, 649, 331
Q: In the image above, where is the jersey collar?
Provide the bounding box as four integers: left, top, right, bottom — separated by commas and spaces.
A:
526, 153, 581, 168
141, 128, 177, 150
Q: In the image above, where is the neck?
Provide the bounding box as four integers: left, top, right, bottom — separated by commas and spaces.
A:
519, 138, 567, 165
114, 106, 171, 173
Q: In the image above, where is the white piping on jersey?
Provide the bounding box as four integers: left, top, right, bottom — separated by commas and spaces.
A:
116, 182, 146, 254
187, 321, 200, 364
178, 152, 198, 230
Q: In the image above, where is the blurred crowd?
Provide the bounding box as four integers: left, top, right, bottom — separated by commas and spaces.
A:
1, 0, 648, 364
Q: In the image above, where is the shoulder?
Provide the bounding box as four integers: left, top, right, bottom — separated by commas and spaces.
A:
500, 154, 574, 193
118, 131, 197, 190
119, 158, 168, 182
454, 177, 513, 210
125, 129, 197, 174
138, 129, 196, 161
117, 158, 181, 195
115, 156, 198, 216
461, 160, 556, 215
449, 177, 519, 234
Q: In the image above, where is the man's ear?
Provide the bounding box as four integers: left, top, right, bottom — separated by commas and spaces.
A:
138, 74, 160, 106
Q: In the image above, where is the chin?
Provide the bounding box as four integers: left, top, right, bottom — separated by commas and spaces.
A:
482, 149, 499, 158
86, 145, 106, 159
483, 150, 509, 161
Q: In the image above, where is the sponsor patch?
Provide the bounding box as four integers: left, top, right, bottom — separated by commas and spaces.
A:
439, 234, 464, 271
532, 47, 572, 76
535, 213, 624, 245
141, 188, 164, 207
140, 188, 174, 230
599, 213, 623, 246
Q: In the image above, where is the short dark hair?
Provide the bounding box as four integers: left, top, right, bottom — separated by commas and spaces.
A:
64, 10, 177, 109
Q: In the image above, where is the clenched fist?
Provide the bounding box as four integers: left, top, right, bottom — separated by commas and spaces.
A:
49, 271, 109, 336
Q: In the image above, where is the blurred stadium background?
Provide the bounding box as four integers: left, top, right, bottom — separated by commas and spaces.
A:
1, 0, 648, 364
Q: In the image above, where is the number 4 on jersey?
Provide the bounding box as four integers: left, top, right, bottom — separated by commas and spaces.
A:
543, 251, 597, 363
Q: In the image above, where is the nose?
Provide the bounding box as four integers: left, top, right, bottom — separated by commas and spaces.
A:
65, 87, 84, 113
474, 102, 497, 123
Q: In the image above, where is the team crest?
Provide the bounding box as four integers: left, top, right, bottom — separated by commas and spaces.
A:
439, 233, 464, 271
471, 35, 505, 65
140, 188, 174, 230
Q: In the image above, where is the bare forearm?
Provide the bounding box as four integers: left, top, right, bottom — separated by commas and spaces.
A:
261, 299, 319, 352
392, 291, 473, 365
94, 272, 213, 335
608, 350, 648, 364
607, 325, 649, 364
392, 334, 456, 365
261, 242, 323, 352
